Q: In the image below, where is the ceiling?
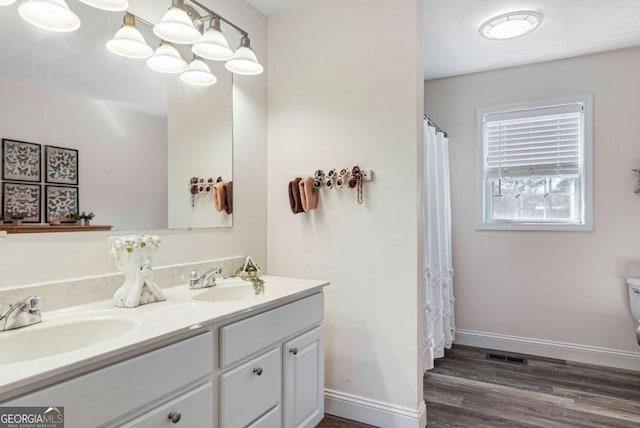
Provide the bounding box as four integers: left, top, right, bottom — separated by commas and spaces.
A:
249, 0, 640, 80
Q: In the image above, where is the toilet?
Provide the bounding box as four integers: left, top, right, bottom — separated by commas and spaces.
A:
627, 278, 640, 345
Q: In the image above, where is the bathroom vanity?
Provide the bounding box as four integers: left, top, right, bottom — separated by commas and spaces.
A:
0, 276, 328, 428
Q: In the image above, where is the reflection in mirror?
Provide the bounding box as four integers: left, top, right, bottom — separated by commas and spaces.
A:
0, 0, 234, 231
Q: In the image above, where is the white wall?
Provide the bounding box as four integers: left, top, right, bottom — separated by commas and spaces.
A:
0, 79, 167, 230
168, 61, 233, 229
424, 47, 640, 359
0, 0, 267, 289
267, 0, 425, 425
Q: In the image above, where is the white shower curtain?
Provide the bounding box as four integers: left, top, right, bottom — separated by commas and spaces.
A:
420, 120, 455, 372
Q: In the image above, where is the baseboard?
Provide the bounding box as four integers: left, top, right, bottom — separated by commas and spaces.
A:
456, 329, 640, 371
325, 389, 426, 428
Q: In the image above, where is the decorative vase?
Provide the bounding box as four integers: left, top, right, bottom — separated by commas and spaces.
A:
12, 219, 22, 226
111, 235, 166, 308
84, 220, 91, 226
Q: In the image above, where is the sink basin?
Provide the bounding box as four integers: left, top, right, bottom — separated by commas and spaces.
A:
0, 318, 136, 364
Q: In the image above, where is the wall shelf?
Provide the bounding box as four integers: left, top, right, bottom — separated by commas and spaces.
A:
0, 224, 113, 234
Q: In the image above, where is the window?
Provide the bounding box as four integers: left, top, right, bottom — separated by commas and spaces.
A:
477, 95, 593, 231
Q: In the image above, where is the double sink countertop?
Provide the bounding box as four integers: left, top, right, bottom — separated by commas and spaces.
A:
0, 276, 329, 402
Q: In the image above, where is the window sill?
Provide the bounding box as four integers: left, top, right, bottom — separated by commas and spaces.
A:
476, 221, 593, 232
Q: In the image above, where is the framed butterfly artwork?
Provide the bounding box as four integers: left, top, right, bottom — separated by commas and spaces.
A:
1, 182, 41, 223
45, 145, 79, 185
2, 139, 42, 183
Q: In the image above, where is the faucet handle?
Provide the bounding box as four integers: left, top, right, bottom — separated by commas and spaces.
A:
27, 296, 41, 313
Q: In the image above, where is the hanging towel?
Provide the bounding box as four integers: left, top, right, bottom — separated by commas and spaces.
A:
224, 181, 233, 215
299, 177, 319, 211
288, 178, 304, 214
213, 182, 226, 212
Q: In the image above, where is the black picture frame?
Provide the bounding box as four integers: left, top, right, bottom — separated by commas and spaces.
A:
1, 182, 42, 223
45, 145, 79, 186
45, 185, 79, 222
2, 139, 42, 183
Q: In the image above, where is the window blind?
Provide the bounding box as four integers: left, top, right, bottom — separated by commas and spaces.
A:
484, 103, 583, 178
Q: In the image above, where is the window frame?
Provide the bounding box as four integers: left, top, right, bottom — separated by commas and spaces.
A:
475, 94, 594, 232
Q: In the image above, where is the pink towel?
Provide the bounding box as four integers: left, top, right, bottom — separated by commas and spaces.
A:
299, 177, 319, 211
213, 182, 226, 212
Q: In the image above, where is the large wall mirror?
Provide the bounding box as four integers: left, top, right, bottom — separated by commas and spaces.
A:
0, 0, 234, 231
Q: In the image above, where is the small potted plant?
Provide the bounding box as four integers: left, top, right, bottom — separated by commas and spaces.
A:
10, 212, 27, 226
63, 212, 82, 225
48, 213, 61, 225
80, 211, 95, 226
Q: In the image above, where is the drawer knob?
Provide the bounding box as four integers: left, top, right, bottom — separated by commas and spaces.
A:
253, 367, 263, 376
168, 412, 182, 423
290, 347, 298, 355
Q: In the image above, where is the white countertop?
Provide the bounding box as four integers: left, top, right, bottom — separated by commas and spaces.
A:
0, 276, 329, 401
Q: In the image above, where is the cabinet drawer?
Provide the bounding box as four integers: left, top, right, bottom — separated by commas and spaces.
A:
6, 332, 213, 428
248, 405, 281, 428
219, 348, 281, 428
119, 382, 213, 428
220, 293, 323, 367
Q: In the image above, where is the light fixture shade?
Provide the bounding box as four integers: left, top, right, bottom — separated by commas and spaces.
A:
153, 6, 201, 44
225, 37, 263, 75
0, 0, 17, 6
77, 0, 128, 12
192, 18, 233, 61
480, 10, 542, 40
18, 0, 81, 32
147, 42, 187, 74
107, 15, 153, 59
181, 58, 217, 86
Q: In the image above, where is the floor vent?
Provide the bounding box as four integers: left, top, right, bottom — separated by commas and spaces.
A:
486, 353, 527, 365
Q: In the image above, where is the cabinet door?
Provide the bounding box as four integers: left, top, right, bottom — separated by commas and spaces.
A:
118, 382, 213, 428
220, 348, 281, 428
283, 326, 324, 428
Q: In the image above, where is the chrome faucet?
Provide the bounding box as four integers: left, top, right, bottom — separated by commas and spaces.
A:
189, 266, 223, 289
0, 295, 42, 331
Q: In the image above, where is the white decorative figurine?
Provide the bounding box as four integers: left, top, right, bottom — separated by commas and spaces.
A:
110, 235, 166, 308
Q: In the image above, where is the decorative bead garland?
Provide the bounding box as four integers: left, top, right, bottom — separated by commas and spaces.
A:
312, 165, 365, 204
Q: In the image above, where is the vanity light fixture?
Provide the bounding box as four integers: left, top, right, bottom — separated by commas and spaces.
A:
480, 10, 542, 40
192, 17, 233, 61
147, 42, 188, 74
181, 57, 217, 86
77, 0, 128, 12
106, 13, 153, 59
225, 36, 263, 75
153, 0, 201, 45
18, 0, 81, 32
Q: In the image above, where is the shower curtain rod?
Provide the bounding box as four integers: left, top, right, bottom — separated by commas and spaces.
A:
424, 115, 448, 138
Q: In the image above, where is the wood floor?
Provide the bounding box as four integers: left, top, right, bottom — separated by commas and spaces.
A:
424, 345, 640, 427
319, 345, 640, 427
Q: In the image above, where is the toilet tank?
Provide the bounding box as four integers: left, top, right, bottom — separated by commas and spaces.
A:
628, 278, 640, 321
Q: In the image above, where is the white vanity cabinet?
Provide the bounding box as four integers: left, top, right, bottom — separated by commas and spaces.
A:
215, 293, 325, 428
4, 332, 214, 427
284, 326, 324, 428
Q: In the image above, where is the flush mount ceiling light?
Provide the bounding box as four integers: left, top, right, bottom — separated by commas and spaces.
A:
147, 42, 188, 74
192, 16, 233, 61
181, 57, 217, 86
18, 0, 81, 32
77, 0, 128, 12
225, 36, 263, 75
480, 10, 542, 40
153, 0, 201, 45
107, 13, 153, 59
